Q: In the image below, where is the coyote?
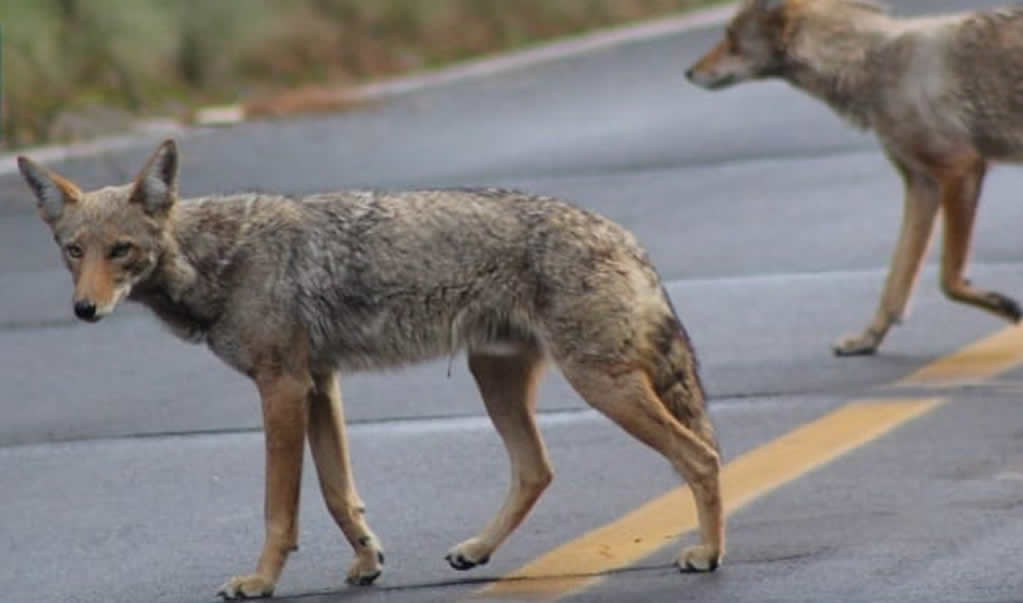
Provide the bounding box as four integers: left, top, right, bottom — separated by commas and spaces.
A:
17, 139, 724, 599
686, 0, 1023, 355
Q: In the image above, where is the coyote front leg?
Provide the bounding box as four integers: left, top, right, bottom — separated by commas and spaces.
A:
834, 160, 941, 356
446, 346, 553, 570
307, 371, 385, 586
938, 161, 1022, 323
219, 373, 310, 600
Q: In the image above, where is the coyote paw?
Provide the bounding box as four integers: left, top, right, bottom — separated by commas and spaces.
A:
217, 574, 275, 600
833, 331, 880, 356
988, 292, 1023, 323
677, 545, 721, 573
346, 549, 385, 586
445, 538, 491, 571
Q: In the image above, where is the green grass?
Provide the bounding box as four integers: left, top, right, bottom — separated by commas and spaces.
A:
2, 0, 721, 148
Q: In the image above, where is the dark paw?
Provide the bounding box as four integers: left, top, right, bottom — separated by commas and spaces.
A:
445, 552, 489, 571
832, 342, 878, 357
991, 293, 1023, 323
347, 570, 382, 587
680, 558, 719, 573
833, 346, 876, 357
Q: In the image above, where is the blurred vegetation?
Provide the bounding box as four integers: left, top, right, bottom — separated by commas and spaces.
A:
2, 0, 717, 147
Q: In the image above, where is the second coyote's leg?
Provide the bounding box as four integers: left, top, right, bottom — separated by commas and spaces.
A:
938, 161, 1022, 323
446, 345, 553, 571
834, 159, 941, 356
307, 371, 385, 586
559, 363, 723, 572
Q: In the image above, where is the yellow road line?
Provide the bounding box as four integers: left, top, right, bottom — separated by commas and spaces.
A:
897, 324, 1023, 388
468, 398, 940, 601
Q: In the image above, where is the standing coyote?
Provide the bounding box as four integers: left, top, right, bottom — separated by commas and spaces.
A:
17, 139, 724, 599
686, 0, 1023, 355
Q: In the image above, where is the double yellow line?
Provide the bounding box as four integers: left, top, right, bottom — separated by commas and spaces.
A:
467, 324, 1023, 601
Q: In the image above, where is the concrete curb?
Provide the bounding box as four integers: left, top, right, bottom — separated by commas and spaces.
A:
1, 2, 736, 175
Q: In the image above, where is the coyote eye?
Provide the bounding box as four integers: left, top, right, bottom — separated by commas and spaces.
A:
110, 241, 134, 259
65, 244, 83, 259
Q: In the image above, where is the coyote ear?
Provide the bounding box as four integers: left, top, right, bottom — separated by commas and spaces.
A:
17, 156, 81, 224
130, 138, 179, 216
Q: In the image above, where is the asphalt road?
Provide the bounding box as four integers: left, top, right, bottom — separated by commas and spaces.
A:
3, 1, 1023, 602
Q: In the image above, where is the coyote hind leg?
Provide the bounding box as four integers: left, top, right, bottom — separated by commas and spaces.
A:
559, 362, 724, 572
446, 343, 553, 571
938, 161, 1022, 323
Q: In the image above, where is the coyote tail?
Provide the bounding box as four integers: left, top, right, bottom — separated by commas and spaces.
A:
651, 286, 720, 454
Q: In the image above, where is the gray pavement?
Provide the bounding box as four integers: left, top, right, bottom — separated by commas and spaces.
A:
569, 390, 1023, 603
3, 1, 1023, 601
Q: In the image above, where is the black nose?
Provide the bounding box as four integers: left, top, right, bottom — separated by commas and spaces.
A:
73, 300, 97, 320
685, 67, 694, 80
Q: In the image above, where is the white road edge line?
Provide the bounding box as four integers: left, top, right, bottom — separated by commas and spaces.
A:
0, 2, 737, 177
348, 2, 738, 101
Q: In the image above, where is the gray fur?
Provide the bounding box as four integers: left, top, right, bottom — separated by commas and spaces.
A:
17, 157, 74, 223
142, 186, 681, 376
706, 0, 1023, 157
130, 140, 178, 216
18, 141, 711, 424
18, 140, 725, 594
688, 0, 1023, 356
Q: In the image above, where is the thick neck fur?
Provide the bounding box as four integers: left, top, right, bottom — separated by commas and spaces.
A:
129, 202, 231, 342
780, 1, 899, 129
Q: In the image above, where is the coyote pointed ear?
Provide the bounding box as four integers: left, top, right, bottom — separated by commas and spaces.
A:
130, 138, 179, 216
17, 156, 82, 224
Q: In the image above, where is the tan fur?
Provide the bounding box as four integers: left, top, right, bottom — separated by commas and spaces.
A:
559, 364, 724, 568
687, 0, 1023, 355
17, 140, 725, 599
307, 372, 383, 585
74, 252, 118, 310
47, 172, 83, 213
450, 343, 553, 566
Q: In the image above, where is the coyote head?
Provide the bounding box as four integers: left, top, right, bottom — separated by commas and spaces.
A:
685, 0, 789, 90
18, 140, 179, 323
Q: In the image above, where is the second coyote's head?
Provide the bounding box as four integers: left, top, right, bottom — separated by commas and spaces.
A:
18, 140, 180, 323
685, 0, 789, 90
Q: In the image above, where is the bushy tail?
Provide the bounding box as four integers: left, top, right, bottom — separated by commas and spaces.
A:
649, 287, 720, 454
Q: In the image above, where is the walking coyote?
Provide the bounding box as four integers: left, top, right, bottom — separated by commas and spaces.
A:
18, 139, 725, 598
687, 0, 1023, 355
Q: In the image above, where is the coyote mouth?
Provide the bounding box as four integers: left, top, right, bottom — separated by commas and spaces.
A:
706, 74, 738, 90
